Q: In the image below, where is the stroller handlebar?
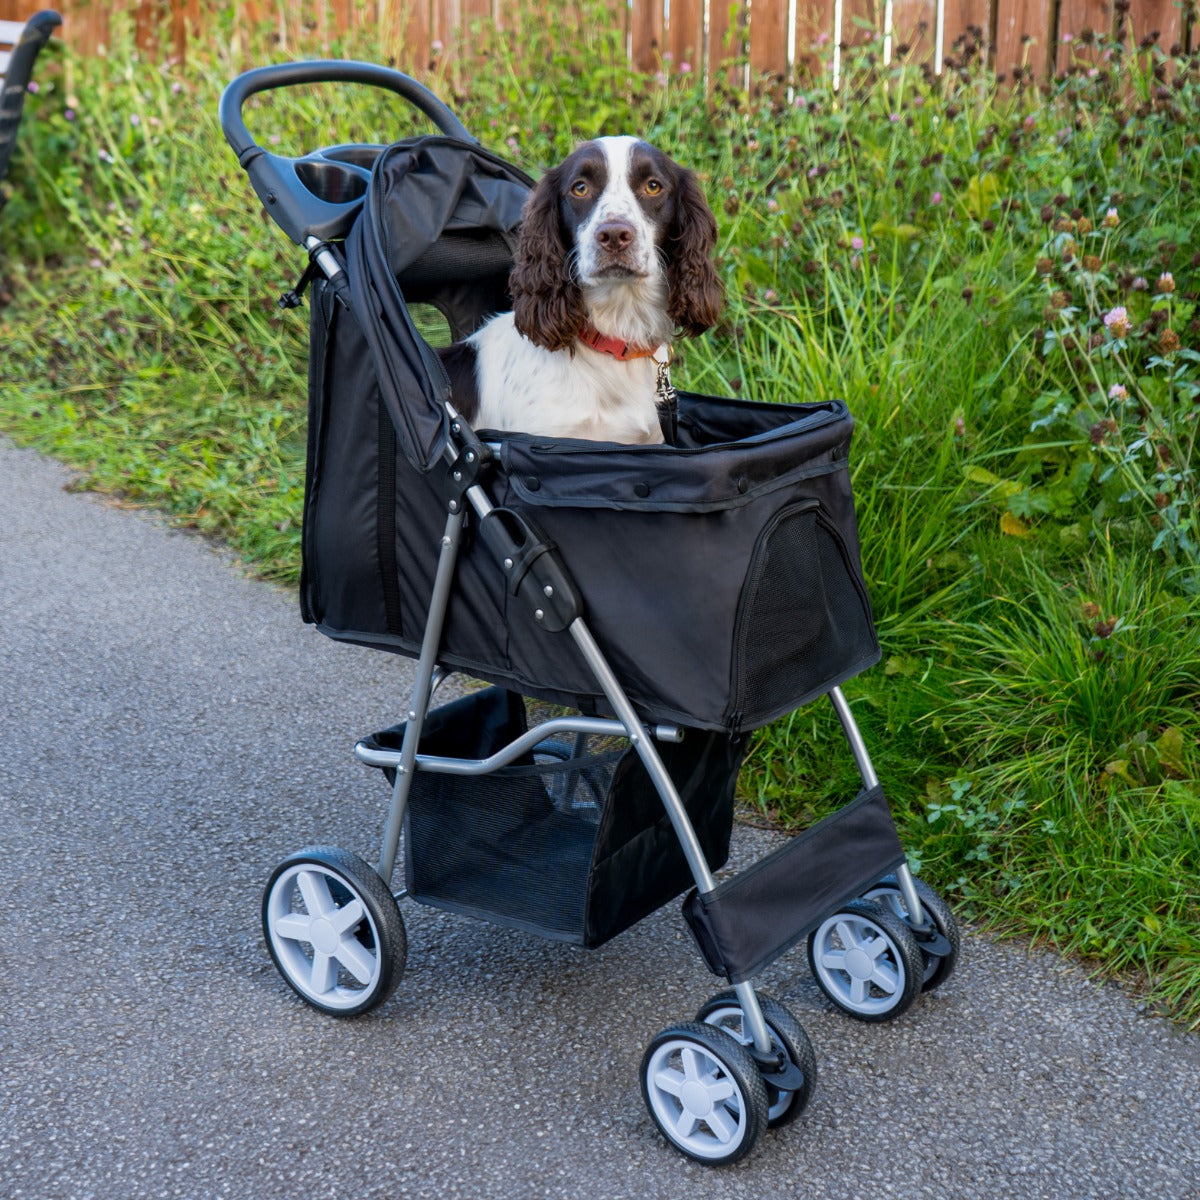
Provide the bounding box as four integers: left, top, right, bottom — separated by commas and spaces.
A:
219, 60, 476, 245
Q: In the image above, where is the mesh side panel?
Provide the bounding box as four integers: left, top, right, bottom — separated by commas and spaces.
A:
734, 504, 874, 717
405, 745, 624, 941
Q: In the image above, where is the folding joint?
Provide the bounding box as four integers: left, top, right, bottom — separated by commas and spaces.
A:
478, 507, 582, 632
441, 439, 493, 512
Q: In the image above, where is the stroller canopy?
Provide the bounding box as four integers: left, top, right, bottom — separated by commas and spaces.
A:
346, 137, 534, 472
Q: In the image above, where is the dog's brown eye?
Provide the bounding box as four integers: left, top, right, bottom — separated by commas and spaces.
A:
644, 179, 663, 195
570, 180, 590, 197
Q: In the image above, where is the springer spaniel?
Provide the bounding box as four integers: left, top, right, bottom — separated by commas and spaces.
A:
438, 136, 723, 443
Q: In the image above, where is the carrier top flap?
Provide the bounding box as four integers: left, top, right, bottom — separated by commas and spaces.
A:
346, 136, 534, 472
499, 395, 855, 512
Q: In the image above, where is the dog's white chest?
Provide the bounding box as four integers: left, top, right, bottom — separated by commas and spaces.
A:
469, 314, 662, 444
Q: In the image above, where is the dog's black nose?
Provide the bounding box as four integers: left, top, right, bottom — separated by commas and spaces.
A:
595, 220, 636, 252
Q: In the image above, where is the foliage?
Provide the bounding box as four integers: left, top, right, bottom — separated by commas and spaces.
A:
1, 6, 1198, 1026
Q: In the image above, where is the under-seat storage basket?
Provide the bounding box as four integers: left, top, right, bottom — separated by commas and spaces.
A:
362, 687, 748, 945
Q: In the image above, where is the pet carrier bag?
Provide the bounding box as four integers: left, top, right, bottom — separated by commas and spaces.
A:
300, 132, 881, 732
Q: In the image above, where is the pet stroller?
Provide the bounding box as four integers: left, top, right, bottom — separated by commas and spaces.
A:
220, 61, 959, 1165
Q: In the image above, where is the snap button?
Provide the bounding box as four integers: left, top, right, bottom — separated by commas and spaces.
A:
633, 482, 650, 498
736, 476, 749, 494
525, 476, 541, 491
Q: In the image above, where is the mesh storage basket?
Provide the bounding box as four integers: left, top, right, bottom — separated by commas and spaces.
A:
362, 688, 748, 945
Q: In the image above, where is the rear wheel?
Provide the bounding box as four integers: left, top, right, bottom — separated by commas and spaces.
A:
262, 845, 406, 1017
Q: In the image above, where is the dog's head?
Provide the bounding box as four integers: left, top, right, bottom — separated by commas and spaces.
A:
510, 136, 724, 352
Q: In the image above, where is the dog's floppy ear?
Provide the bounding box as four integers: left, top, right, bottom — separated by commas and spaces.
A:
511, 166, 587, 352
667, 168, 724, 337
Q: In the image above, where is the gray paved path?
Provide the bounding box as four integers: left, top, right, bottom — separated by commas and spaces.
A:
3, 436, 1199, 1200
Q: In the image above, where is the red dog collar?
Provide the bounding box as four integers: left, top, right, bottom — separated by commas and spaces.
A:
578, 325, 666, 361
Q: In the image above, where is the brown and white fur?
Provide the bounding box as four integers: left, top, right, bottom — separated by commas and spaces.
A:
438, 136, 723, 443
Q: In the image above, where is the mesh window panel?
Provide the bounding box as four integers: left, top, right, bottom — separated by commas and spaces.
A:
734, 503, 874, 717
404, 745, 625, 941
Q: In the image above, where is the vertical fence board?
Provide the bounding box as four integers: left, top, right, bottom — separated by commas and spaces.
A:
1119, 0, 1183, 51
1056, 0, 1111, 71
890, 0, 937, 61
749, 0, 790, 77
841, 0, 882, 46
994, 0, 1053, 79
708, 0, 746, 81
794, 0, 835, 78
942, 0, 991, 66
631, 0, 664, 70
667, 0, 701, 67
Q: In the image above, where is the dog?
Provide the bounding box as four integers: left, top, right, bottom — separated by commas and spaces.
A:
438, 136, 723, 443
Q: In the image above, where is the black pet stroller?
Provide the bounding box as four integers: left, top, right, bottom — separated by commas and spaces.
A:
220, 61, 959, 1165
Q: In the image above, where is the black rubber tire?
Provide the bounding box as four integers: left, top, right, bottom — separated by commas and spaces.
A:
806, 897, 924, 1023
862, 874, 961, 991
640, 1022, 769, 1165
696, 990, 818, 1128
262, 845, 406, 1017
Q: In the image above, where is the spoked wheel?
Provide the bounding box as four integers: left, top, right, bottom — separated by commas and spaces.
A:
806, 898, 923, 1022
696, 990, 817, 1127
640, 1022, 769, 1165
862, 874, 961, 991
262, 845, 406, 1017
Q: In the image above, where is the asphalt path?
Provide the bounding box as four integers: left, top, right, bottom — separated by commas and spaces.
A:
3, 435, 1199, 1200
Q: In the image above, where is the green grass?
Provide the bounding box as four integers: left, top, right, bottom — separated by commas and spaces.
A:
1, 8, 1198, 1026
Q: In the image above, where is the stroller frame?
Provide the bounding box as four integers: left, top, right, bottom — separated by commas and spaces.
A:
222, 60, 958, 1167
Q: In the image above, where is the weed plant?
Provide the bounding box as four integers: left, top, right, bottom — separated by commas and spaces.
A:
1, 6, 1197, 1025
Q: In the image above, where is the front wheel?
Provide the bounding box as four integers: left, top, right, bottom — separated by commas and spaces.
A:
262, 845, 406, 1017
862, 874, 960, 991
806, 898, 923, 1022
640, 1022, 769, 1165
696, 990, 817, 1127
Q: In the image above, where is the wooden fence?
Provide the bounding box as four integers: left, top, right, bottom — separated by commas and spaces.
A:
0, 0, 1195, 82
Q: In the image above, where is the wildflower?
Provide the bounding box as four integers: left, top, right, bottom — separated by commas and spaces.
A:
65, 109, 75, 121
1024, 114, 1036, 129
1082, 255, 1102, 272
1089, 420, 1119, 446
1103, 306, 1130, 337
1131, 276, 1149, 291
930, 191, 943, 205
1158, 329, 1181, 354
850, 236, 865, 251
1077, 216, 1092, 234
130, 113, 141, 127
26, 81, 38, 94
1108, 383, 1129, 401
1156, 271, 1176, 294
431, 39, 444, 53
1051, 291, 1069, 309
679, 61, 693, 74
1103, 207, 1119, 228
1036, 257, 1053, 275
